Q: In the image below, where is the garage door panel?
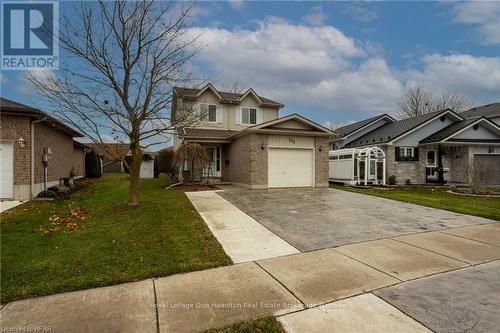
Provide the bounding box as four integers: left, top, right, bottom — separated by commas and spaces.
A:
269, 148, 313, 188
0, 142, 14, 199
474, 155, 500, 185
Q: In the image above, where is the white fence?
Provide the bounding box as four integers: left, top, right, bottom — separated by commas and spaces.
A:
329, 149, 355, 180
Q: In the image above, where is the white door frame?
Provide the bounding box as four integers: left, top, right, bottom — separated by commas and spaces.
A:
205, 145, 222, 178
0, 140, 15, 199
267, 146, 315, 188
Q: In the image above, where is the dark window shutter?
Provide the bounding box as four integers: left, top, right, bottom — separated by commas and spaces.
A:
414, 147, 419, 161
395, 147, 400, 161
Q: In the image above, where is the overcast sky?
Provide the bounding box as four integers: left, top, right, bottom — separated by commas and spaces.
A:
2, 1, 500, 129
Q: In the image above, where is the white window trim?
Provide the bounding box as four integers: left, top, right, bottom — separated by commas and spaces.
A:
400, 147, 415, 158
199, 103, 218, 123
426, 150, 437, 167
240, 107, 259, 125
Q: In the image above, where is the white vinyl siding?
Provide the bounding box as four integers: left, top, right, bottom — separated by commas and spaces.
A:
268, 148, 314, 188
0, 141, 14, 199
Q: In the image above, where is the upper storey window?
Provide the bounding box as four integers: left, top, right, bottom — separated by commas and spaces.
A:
200, 104, 217, 123
241, 107, 258, 125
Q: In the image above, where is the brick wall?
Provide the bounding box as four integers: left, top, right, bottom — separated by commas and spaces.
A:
226, 135, 251, 185
34, 122, 84, 183
249, 134, 268, 187
72, 146, 86, 177
384, 145, 426, 184
0, 115, 31, 185
315, 137, 329, 187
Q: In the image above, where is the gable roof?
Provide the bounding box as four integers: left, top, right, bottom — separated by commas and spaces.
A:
420, 117, 500, 144
460, 102, 500, 120
227, 114, 334, 139
173, 84, 284, 108
87, 143, 130, 162
333, 114, 395, 138
0, 97, 83, 137
345, 109, 463, 148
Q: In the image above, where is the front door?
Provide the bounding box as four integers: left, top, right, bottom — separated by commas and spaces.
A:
205, 146, 221, 178
426, 150, 439, 182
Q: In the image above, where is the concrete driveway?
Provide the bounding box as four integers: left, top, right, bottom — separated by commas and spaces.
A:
218, 188, 496, 251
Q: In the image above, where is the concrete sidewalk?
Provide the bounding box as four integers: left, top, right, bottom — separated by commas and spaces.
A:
186, 191, 299, 262
0, 201, 25, 213
1, 223, 499, 333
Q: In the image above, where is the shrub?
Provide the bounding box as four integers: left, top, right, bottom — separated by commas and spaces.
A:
85, 149, 102, 178
469, 162, 492, 194
157, 149, 177, 179
388, 175, 397, 185
38, 190, 56, 198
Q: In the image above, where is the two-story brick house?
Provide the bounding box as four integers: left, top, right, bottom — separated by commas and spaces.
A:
171, 84, 333, 188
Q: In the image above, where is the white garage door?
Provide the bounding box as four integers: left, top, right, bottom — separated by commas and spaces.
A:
268, 148, 314, 188
0, 141, 14, 199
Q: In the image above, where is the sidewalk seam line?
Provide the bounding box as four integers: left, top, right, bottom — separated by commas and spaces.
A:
371, 293, 438, 333
391, 238, 472, 265
152, 279, 160, 333
253, 261, 307, 309
437, 230, 500, 248
330, 249, 403, 282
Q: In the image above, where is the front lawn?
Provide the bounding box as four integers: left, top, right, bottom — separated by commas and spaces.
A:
203, 316, 286, 333
1, 174, 231, 303
330, 185, 500, 221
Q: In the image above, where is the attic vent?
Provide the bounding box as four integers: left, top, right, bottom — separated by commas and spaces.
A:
440, 116, 446, 122
473, 124, 479, 130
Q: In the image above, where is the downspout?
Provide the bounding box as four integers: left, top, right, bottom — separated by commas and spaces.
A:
31, 117, 47, 199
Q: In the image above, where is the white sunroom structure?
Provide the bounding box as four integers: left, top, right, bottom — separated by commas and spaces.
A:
329, 147, 386, 185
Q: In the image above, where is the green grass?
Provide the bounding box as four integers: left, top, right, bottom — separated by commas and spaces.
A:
330, 184, 500, 221
1, 174, 231, 303
203, 316, 286, 333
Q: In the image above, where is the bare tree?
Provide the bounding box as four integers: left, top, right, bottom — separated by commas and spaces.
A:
26, 1, 202, 205
398, 86, 468, 119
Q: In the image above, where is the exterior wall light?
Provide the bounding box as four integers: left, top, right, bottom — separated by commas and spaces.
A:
261, 143, 267, 150
18, 136, 26, 148
319, 145, 323, 152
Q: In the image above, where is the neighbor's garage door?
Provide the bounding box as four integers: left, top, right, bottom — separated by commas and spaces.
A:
474, 154, 500, 185
0, 141, 14, 199
268, 148, 314, 188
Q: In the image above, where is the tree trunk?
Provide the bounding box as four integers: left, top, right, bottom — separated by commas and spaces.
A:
128, 142, 143, 206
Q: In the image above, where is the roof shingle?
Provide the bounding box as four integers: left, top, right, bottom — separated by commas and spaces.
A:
345, 110, 448, 148
173, 86, 283, 107
334, 114, 393, 138
460, 103, 500, 119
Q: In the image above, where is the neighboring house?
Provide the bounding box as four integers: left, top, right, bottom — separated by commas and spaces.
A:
0, 98, 86, 200
124, 149, 158, 179
88, 143, 129, 173
172, 84, 333, 188
329, 103, 500, 185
